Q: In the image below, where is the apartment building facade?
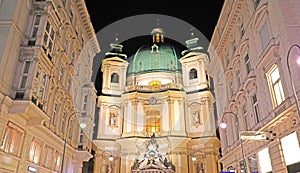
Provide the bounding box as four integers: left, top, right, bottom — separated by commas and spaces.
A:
208, 0, 300, 173
0, 0, 100, 172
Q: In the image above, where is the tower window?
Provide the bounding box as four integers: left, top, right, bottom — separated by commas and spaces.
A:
189, 68, 198, 79
111, 73, 119, 83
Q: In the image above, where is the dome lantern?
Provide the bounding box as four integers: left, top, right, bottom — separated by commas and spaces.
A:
151, 19, 164, 43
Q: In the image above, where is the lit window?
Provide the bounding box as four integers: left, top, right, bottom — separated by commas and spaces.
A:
252, 93, 260, 123
111, 73, 119, 83
32, 66, 47, 109
258, 147, 272, 173
29, 139, 42, 164
146, 110, 160, 133
189, 68, 198, 79
281, 132, 300, 165
266, 64, 285, 107
19, 61, 31, 89
149, 80, 161, 86
149, 80, 161, 90
259, 21, 271, 50
54, 152, 61, 171
44, 146, 54, 168
244, 54, 251, 74
0, 124, 23, 155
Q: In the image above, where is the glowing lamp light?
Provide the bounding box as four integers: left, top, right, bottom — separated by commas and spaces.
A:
109, 155, 114, 161
219, 122, 227, 129
192, 155, 196, 161
297, 57, 300, 65
28, 166, 37, 172
80, 122, 87, 129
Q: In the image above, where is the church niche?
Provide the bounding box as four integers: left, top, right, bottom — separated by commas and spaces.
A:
108, 109, 119, 127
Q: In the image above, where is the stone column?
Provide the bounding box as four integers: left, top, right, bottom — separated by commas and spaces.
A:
93, 150, 103, 173
168, 99, 175, 134
132, 100, 137, 133
0, 95, 11, 138
204, 152, 218, 173
98, 104, 107, 138
178, 100, 186, 135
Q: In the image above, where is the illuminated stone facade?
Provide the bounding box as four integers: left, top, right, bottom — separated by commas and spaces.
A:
0, 0, 99, 172
93, 28, 220, 173
208, 0, 300, 172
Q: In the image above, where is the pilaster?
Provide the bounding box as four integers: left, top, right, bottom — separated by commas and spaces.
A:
269, 139, 288, 172
17, 132, 33, 172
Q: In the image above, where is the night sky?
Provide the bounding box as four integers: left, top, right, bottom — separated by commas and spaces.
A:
84, 1, 224, 41
83, 1, 225, 92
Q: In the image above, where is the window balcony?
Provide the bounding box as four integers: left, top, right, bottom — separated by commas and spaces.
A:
9, 100, 50, 126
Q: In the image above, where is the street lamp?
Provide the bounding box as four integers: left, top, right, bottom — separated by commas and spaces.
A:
286, 44, 300, 117
219, 112, 248, 173
60, 111, 82, 173
192, 155, 196, 162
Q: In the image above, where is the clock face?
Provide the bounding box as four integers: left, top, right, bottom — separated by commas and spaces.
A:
149, 97, 157, 105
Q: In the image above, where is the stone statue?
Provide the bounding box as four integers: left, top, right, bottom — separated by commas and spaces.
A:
193, 110, 200, 124
109, 112, 117, 125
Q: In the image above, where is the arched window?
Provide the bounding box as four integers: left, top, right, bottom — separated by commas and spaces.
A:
111, 73, 119, 83
189, 68, 198, 79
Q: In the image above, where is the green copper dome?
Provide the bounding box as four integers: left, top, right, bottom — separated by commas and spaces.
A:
127, 43, 182, 76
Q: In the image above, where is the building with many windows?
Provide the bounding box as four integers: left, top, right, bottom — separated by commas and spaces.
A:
0, 0, 99, 172
208, 0, 300, 172
93, 27, 221, 172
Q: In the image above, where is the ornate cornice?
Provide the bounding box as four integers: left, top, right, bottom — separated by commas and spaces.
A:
74, 0, 100, 54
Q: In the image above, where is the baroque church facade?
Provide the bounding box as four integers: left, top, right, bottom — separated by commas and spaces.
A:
93, 27, 220, 173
